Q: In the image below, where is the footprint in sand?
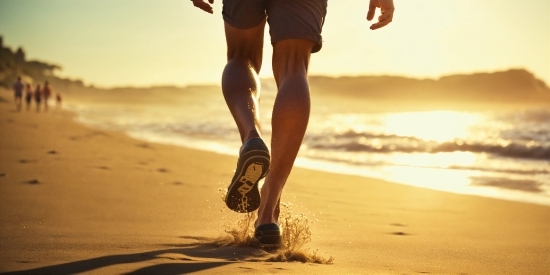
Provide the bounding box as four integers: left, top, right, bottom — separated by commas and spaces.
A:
390, 231, 410, 236
137, 143, 154, 150
389, 223, 410, 236
25, 179, 40, 184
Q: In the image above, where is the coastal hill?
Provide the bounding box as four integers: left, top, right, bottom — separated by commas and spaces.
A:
308, 70, 550, 111
1, 36, 549, 110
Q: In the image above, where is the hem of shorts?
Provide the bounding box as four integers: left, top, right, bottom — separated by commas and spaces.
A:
271, 33, 323, 53
222, 13, 266, 30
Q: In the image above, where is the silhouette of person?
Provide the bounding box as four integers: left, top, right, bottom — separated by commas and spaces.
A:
34, 84, 42, 112
13, 76, 24, 111
56, 92, 62, 109
43, 81, 52, 111
190, 0, 394, 248
25, 83, 33, 111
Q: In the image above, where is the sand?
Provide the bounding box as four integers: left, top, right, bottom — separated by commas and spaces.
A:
0, 88, 549, 275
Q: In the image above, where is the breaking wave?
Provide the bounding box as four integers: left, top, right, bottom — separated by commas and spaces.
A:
306, 131, 550, 160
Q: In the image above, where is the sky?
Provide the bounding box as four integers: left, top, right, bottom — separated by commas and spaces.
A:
0, 0, 549, 88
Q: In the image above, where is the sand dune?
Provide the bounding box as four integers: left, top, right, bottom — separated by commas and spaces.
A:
0, 88, 549, 274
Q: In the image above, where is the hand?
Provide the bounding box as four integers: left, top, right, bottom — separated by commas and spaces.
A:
366, 0, 394, 30
191, 0, 214, 14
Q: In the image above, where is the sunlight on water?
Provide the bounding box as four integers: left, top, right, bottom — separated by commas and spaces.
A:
388, 152, 478, 168
381, 111, 481, 142
304, 109, 550, 205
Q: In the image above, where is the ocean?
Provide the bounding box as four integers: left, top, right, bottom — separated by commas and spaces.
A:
65, 87, 550, 206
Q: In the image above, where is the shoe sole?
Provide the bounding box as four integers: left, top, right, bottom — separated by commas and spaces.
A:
255, 225, 282, 249
257, 235, 282, 249
225, 149, 270, 213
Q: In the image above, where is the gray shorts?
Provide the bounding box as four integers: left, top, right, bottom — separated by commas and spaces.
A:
222, 0, 327, 53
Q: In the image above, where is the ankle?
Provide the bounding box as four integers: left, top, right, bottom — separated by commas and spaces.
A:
255, 207, 280, 228
255, 218, 279, 228
243, 130, 261, 144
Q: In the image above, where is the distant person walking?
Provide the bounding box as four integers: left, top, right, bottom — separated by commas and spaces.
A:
34, 84, 42, 112
56, 92, 62, 109
13, 76, 24, 111
43, 81, 52, 111
190, 0, 394, 248
25, 83, 33, 111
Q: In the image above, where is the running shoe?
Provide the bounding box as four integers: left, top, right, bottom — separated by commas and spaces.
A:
255, 223, 282, 249
225, 137, 270, 213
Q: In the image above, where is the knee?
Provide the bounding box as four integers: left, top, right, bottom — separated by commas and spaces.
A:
227, 47, 262, 73
272, 39, 314, 85
224, 21, 265, 71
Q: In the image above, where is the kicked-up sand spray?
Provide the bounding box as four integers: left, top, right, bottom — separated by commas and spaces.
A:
216, 192, 334, 264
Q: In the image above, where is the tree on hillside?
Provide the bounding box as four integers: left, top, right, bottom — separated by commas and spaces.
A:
0, 36, 80, 92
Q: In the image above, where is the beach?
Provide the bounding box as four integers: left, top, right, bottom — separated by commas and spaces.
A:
1, 87, 549, 274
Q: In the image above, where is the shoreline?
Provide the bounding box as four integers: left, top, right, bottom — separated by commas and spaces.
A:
1, 89, 549, 274
67, 100, 550, 208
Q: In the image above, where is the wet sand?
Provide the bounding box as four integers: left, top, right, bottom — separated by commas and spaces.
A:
0, 89, 549, 274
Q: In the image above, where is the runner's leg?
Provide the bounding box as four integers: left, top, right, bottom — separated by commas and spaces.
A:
256, 38, 314, 226
222, 20, 266, 143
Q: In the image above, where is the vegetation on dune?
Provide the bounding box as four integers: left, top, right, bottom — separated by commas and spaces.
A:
0, 36, 87, 92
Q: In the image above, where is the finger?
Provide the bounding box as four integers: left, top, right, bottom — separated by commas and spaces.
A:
198, 5, 214, 14
370, 9, 393, 30
192, 0, 213, 14
366, 4, 376, 21
377, 11, 392, 22
370, 17, 392, 30
195, 3, 213, 13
